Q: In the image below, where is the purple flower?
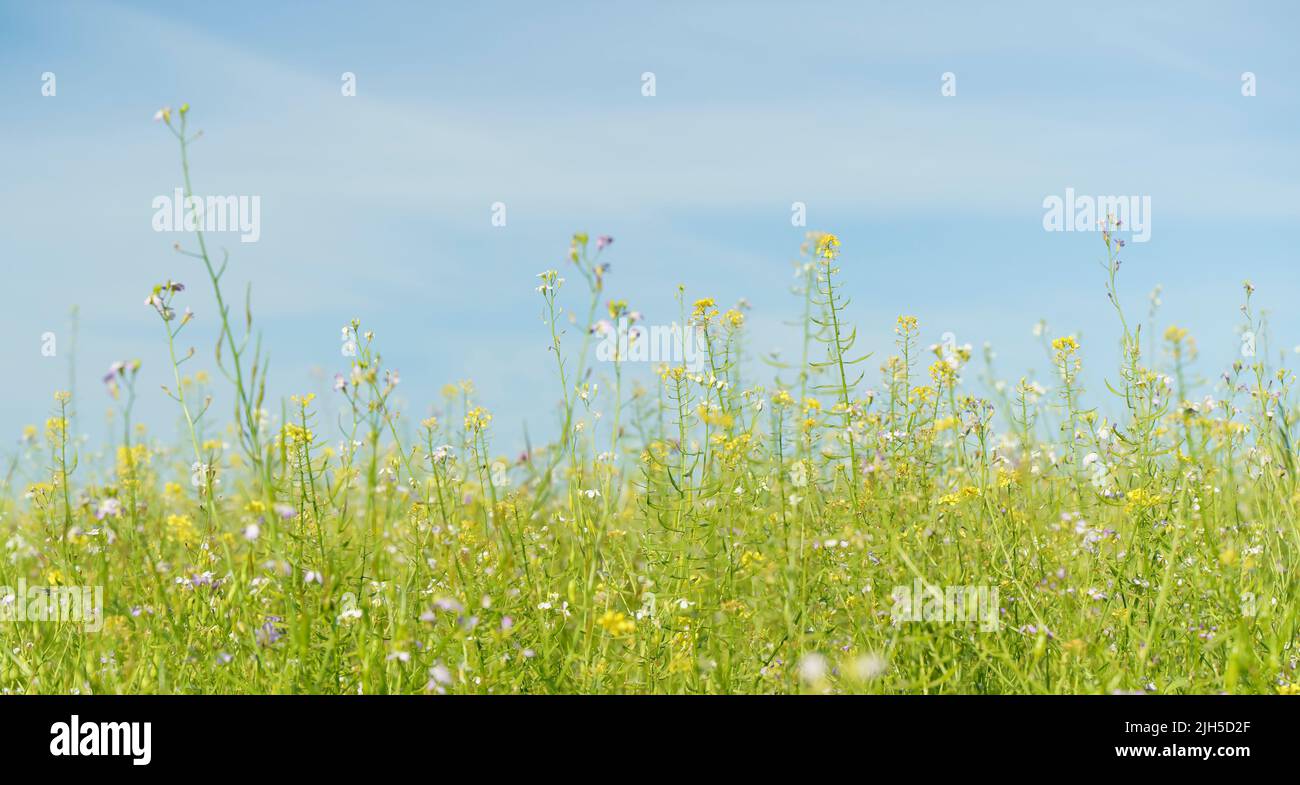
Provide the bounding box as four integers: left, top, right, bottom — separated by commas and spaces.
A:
425, 662, 452, 692
186, 571, 221, 590
596, 235, 613, 251
95, 498, 122, 520
257, 616, 285, 647
433, 597, 464, 613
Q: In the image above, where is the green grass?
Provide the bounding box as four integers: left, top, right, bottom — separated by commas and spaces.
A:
0, 108, 1296, 695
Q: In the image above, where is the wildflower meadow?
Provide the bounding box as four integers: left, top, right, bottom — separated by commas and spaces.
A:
1, 106, 1296, 697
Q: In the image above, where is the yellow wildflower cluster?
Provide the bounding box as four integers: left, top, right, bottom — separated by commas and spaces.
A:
714, 432, 753, 469
691, 297, 718, 322
465, 407, 492, 432
1123, 486, 1167, 514
816, 233, 840, 260
45, 416, 67, 443
930, 360, 957, 386
659, 365, 687, 384
281, 422, 314, 446
596, 610, 636, 636
166, 513, 198, 545
1052, 335, 1079, 356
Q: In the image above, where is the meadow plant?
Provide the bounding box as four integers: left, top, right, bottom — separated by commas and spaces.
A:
1, 109, 1298, 695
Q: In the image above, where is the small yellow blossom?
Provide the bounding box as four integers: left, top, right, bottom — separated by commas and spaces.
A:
465, 406, 492, 432
816, 233, 841, 260
597, 610, 636, 636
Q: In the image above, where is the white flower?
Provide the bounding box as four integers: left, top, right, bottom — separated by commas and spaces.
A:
850, 653, 888, 681
428, 663, 452, 686
798, 653, 828, 684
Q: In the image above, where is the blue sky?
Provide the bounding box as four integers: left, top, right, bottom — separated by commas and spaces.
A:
1, 0, 1298, 456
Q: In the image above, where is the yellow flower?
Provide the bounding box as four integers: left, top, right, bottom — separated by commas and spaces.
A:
166, 514, 198, 545
115, 444, 151, 479
659, 365, 686, 383
697, 406, 734, 428
691, 298, 717, 321
816, 233, 840, 260
1123, 486, 1166, 514
281, 422, 314, 445
929, 360, 957, 386
1051, 336, 1079, 354
596, 610, 636, 636
45, 416, 67, 442
465, 406, 492, 432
